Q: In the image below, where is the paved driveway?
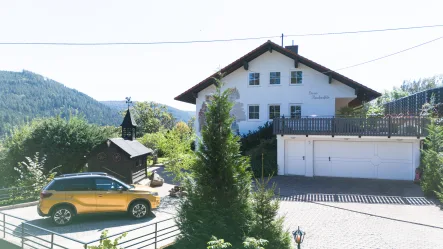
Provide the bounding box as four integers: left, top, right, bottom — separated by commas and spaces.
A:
271, 176, 443, 249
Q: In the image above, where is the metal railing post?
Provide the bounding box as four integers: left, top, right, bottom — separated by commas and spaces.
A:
50, 233, 54, 249
154, 223, 158, 249
21, 223, 24, 248
3, 213, 5, 238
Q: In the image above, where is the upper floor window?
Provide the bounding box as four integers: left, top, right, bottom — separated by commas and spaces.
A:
269, 105, 280, 119
290, 105, 302, 118
291, 71, 303, 84
248, 105, 260, 120
249, 73, 260, 86
270, 72, 281, 85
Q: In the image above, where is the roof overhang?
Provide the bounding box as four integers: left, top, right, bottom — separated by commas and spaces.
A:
174, 40, 381, 105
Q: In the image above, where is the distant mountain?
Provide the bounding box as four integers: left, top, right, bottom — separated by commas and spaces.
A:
0, 70, 121, 136
100, 100, 195, 123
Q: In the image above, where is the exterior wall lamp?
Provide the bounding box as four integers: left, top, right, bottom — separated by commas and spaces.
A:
292, 226, 306, 249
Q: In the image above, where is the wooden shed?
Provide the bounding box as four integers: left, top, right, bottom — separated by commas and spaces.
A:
87, 109, 153, 184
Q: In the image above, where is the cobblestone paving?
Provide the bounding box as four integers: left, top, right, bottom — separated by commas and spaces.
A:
274, 176, 443, 249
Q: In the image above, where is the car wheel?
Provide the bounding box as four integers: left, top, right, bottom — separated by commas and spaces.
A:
130, 201, 149, 219
52, 206, 74, 226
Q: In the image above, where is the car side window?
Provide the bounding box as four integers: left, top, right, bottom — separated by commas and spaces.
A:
95, 178, 122, 191
63, 178, 94, 191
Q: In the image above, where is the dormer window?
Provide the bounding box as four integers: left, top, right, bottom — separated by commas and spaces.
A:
249, 73, 260, 86
291, 71, 303, 84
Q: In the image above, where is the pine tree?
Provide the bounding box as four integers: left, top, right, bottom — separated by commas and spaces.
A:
175, 79, 253, 248
249, 154, 292, 249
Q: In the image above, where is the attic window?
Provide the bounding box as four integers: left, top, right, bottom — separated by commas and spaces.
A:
290, 71, 303, 84
248, 73, 260, 86
270, 72, 281, 85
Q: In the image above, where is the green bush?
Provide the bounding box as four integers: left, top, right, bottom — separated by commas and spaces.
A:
240, 122, 273, 153
246, 138, 277, 177
88, 230, 126, 249
0, 115, 115, 185
420, 121, 443, 197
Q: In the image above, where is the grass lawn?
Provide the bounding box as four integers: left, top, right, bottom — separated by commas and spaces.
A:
0, 239, 21, 249
148, 157, 168, 166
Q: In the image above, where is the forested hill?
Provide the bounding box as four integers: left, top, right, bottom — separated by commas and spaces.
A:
101, 101, 195, 123
0, 70, 121, 136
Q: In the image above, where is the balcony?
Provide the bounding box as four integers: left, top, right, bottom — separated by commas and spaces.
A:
273, 116, 429, 137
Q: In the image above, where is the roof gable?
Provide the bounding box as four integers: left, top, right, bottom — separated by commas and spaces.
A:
121, 109, 137, 127
175, 40, 381, 104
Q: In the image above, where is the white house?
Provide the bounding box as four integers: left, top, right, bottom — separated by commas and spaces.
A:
175, 41, 426, 181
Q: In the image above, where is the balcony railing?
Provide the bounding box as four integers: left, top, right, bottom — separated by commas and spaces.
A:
273, 116, 429, 137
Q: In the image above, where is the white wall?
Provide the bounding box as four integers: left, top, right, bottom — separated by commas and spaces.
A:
195, 50, 356, 136
277, 135, 422, 181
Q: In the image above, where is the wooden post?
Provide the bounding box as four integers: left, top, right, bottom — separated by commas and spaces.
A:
331, 116, 335, 137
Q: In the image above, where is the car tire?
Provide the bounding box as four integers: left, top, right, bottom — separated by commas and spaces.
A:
129, 201, 150, 219
51, 206, 74, 226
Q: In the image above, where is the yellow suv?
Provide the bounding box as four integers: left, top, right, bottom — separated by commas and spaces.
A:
37, 172, 161, 226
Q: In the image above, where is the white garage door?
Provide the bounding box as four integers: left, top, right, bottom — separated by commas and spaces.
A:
285, 140, 306, 175
314, 141, 413, 180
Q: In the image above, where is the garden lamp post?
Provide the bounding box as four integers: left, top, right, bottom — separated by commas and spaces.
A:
292, 226, 306, 249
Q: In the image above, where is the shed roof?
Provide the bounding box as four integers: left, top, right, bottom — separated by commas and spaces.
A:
110, 138, 152, 158
174, 40, 381, 104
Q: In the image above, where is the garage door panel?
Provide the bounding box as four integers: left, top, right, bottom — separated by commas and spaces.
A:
378, 162, 412, 180
331, 162, 376, 178
378, 142, 412, 160
314, 141, 413, 180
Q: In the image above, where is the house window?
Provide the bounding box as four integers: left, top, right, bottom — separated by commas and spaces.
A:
291, 71, 303, 84
270, 72, 280, 85
249, 73, 260, 86
290, 105, 302, 118
248, 105, 260, 120
269, 105, 280, 119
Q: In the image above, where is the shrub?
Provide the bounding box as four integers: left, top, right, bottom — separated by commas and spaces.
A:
240, 122, 273, 153
88, 230, 126, 249
245, 138, 277, 177
420, 120, 443, 196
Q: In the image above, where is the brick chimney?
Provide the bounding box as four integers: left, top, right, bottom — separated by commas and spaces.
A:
285, 45, 298, 54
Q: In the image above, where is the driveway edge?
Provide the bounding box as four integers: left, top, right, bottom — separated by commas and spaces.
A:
0, 201, 38, 211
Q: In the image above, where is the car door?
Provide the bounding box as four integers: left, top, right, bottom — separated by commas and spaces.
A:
64, 178, 97, 214
94, 178, 128, 212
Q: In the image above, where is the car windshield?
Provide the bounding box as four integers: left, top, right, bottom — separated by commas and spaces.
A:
112, 177, 134, 189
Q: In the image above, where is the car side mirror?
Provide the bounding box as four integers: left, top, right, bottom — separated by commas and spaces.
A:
117, 185, 126, 192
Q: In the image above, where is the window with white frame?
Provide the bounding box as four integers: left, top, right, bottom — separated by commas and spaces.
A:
269, 105, 280, 119
248, 105, 260, 120
269, 72, 280, 85
248, 73, 260, 86
290, 71, 303, 84
290, 105, 302, 118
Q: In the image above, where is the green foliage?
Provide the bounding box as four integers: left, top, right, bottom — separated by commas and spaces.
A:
420, 120, 443, 196
246, 139, 277, 177
250, 173, 292, 249
243, 238, 269, 249
0, 115, 115, 185
131, 101, 176, 137
139, 130, 167, 156
0, 70, 121, 137
175, 79, 253, 249
88, 230, 127, 249
207, 236, 232, 249
240, 123, 277, 177
401, 75, 443, 95
14, 153, 58, 199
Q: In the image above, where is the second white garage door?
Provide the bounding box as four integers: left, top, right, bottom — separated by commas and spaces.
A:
314, 141, 413, 180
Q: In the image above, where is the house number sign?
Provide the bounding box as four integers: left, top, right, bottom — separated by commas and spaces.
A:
309, 91, 330, 100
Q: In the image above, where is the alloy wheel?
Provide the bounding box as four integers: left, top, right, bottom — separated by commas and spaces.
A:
132, 204, 147, 218
53, 209, 72, 225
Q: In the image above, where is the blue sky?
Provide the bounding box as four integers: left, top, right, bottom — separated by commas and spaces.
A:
1, 0, 442, 111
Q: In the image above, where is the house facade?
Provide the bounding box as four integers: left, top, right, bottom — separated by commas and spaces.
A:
175, 41, 426, 181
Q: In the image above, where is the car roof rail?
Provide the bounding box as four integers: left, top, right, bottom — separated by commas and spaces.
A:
55, 172, 108, 178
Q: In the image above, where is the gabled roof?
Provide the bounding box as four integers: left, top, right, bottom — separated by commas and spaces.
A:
121, 109, 137, 127
175, 40, 381, 104
110, 138, 153, 158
